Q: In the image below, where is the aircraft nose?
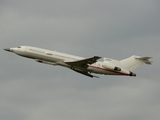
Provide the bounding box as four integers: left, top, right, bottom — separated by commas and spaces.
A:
4, 48, 11, 52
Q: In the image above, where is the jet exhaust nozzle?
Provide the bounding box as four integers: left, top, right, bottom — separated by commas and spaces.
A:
129, 72, 136, 77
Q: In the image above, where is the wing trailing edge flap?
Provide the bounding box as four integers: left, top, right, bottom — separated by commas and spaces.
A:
73, 69, 99, 78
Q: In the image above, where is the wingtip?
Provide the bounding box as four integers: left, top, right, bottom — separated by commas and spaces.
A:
94, 56, 101, 59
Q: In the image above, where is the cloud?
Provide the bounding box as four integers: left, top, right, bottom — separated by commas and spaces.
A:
0, 0, 160, 120
1, 77, 160, 120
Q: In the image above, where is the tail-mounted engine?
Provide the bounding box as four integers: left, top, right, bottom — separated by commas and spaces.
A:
102, 64, 121, 71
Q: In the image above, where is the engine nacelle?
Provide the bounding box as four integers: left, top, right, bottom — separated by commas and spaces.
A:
114, 66, 121, 71
102, 64, 121, 71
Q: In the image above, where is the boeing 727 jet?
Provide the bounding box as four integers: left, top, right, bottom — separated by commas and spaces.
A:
4, 46, 152, 78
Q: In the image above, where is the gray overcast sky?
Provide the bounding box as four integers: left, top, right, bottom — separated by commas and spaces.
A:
1, 0, 160, 120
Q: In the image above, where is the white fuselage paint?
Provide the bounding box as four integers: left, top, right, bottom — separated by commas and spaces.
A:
9, 46, 131, 76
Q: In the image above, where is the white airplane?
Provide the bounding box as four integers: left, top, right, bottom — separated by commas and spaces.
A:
4, 46, 152, 78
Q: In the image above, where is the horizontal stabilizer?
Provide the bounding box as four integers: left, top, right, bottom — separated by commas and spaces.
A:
136, 57, 152, 64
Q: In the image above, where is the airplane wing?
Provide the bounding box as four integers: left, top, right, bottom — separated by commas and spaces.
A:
65, 56, 101, 78
65, 56, 101, 68
73, 69, 99, 78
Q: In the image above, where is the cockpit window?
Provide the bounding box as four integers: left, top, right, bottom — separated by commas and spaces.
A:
18, 46, 21, 48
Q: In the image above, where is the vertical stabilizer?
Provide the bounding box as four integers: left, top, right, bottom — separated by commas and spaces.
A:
120, 55, 152, 71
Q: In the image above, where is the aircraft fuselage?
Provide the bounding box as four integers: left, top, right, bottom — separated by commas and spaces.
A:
4, 46, 138, 78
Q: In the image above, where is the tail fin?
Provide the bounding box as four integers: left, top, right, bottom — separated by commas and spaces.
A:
120, 55, 152, 71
